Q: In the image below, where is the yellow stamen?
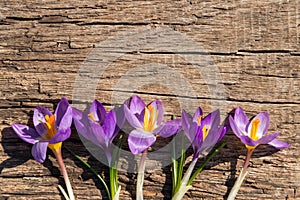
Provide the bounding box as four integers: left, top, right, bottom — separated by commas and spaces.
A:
197, 115, 202, 126
250, 119, 260, 141
202, 125, 210, 141
88, 112, 96, 122
41, 115, 61, 153
42, 115, 56, 140
143, 105, 158, 132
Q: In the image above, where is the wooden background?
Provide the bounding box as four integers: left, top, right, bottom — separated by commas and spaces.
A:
0, 0, 299, 199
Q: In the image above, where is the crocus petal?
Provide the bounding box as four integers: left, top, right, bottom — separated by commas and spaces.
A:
12, 124, 39, 144
181, 109, 191, 132
186, 122, 198, 145
90, 120, 109, 147
90, 99, 107, 123
102, 110, 117, 141
128, 129, 156, 154
192, 107, 203, 124
54, 97, 70, 127
50, 128, 71, 144
268, 139, 291, 149
229, 116, 244, 138
218, 125, 228, 142
233, 107, 249, 132
33, 107, 52, 136
57, 106, 73, 131
32, 142, 48, 163
128, 95, 146, 115
247, 112, 270, 138
73, 108, 92, 141
149, 100, 164, 125
258, 132, 279, 144
202, 109, 220, 130
240, 136, 258, 147
157, 119, 181, 138
192, 129, 203, 159
198, 128, 219, 155
115, 104, 125, 134
124, 105, 143, 128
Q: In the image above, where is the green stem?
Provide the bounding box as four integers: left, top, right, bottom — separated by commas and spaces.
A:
136, 150, 147, 200
172, 158, 197, 200
65, 147, 111, 200
173, 133, 186, 195
53, 149, 75, 200
171, 137, 178, 195
187, 142, 226, 186
110, 167, 116, 199
227, 148, 254, 200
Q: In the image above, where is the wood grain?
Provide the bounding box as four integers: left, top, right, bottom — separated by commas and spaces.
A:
0, 0, 299, 199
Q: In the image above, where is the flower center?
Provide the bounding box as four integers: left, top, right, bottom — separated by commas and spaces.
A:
41, 115, 62, 153
143, 105, 158, 132
42, 115, 56, 140
250, 118, 260, 141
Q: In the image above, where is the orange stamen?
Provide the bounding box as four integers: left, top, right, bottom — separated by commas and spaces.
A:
250, 119, 260, 141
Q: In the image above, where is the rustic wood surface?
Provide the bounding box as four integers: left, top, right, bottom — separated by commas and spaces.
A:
0, 0, 299, 199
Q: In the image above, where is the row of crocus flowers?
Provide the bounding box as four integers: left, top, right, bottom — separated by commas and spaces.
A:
11, 96, 290, 200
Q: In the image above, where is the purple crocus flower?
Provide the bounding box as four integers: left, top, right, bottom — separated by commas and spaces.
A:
11, 97, 72, 163
181, 107, 227, 160
73, 100, 124, 165
229, 107, 290, 150
124, 95, 181, 155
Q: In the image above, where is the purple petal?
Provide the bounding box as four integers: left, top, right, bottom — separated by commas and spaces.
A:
12, 124, 39, 144
234, 107, 249, 132
202, 109, 220, 130
57, 106, 72, 131
89, 99, 107, 123
115, 104, 125, 133
124, 105, 143, 128
268, 139, 291, 149
229, 116, 244, 138
247, 112, 270, 138
192, 129, 203, 158
49, 128, 71, 144
32, 142, 48, 163
128, 129, 156, 154
192, 107, 203, 124
198, 128, 219, 154
240, 136, 258, 147
157, 119, 181, 138
148, 100, 164, 125
186, 122, 198, 145
102, 110, 117, 141
218, 125, 228, 142
33, 107, 52, 136
258, 132, 279, 144
54, 97, 70, 128
128, 95, 146, 115
73, 108, 93, 141
181, 109, 191, 133
90, 120, 108, 148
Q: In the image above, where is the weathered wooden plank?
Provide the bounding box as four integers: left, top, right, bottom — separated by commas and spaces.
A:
0, 0, 299, 199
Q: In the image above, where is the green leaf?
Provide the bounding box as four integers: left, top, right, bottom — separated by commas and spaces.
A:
187, 142, 226, 186
65, 147, 112, 200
